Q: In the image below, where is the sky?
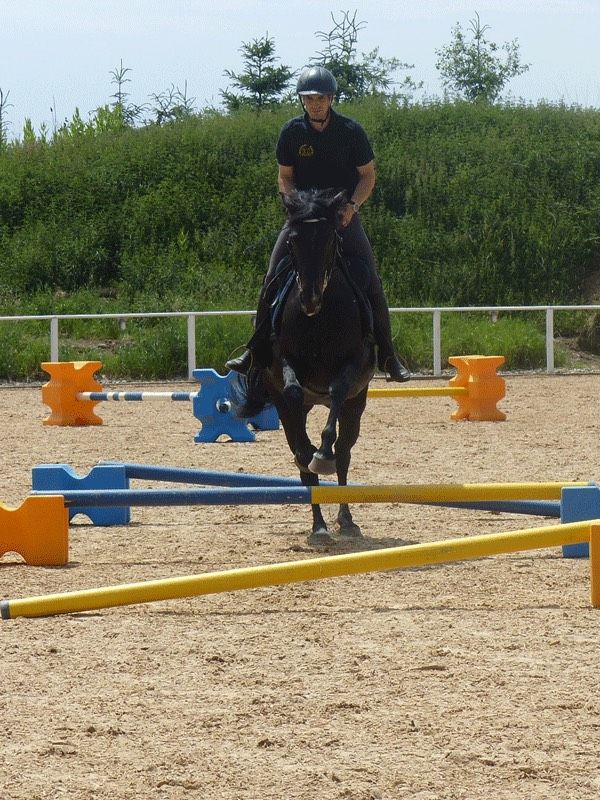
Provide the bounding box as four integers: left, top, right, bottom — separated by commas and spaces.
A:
1, 0, 600, 138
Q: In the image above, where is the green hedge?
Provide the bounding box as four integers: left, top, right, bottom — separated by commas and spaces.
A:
1, 100, 600, 307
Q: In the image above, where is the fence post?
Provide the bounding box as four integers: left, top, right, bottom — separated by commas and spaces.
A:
433, 309, 442, 376
187, 314, 196, 379
546, 307, 555, 373
50, 316, 59, 362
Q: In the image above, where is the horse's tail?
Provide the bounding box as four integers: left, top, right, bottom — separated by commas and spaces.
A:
228, 367, 271, 419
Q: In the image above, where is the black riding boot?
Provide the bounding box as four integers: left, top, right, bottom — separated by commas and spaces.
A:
225, 273, 280, 375
368, 279, 411, 382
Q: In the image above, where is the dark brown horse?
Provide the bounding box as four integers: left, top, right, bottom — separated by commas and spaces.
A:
233, 189, 376, 545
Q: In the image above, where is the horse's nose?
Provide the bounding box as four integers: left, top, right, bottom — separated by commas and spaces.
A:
301, 291, 322, 316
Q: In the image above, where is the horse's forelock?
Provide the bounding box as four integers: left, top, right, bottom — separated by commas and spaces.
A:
285, 189, 344, 225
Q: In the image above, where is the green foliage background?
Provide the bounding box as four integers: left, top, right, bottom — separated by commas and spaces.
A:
1, 100, 599, 378
2, 100, 600, 305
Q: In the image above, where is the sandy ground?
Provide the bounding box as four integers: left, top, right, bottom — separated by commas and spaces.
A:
1, 373, 599, 800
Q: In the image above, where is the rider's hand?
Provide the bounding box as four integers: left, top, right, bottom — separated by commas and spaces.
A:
340, 203, 356, 228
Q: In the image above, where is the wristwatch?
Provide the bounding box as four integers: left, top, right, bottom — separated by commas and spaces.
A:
349, 199, 360, 212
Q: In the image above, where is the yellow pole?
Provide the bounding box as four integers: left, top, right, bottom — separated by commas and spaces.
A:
1, 520, 595, 619
367, 387, 467, 398
311, 481, 588, 505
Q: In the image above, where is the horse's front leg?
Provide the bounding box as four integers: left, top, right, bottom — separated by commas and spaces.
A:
280, 362, 334, 545
281, 361, 317, 471
335, 390, 368, 539
308, 365, 356, 475
299, 468, 335, 546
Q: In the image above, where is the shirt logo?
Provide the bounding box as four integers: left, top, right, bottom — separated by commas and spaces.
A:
298, 144, 314, 157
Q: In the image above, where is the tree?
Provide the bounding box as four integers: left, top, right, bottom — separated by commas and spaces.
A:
222, 34, 294, 112
435, 12, 530, 103
149, 81, 196, 125
0, 88, 13, 148
108, 60, 148, 126
312, 10, 421, 102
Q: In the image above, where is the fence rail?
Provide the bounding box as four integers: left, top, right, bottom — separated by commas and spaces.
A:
1, 305, 599, 379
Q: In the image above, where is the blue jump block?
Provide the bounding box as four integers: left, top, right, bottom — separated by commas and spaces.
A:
560, 484, 600, 558
32, 463, 130, 526
192, 368, 279, 443
247, 403, 280, 432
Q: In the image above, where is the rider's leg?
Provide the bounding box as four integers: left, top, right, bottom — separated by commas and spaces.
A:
226, 226, 289, 374
341, 216, 410, 382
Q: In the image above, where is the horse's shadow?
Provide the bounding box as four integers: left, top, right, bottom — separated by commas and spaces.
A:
300, 533, 414, 554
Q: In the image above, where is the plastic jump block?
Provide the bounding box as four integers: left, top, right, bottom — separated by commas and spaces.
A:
561, 484, 600, 559
448, 355, 506, 421
0, 495, 69, 565
42, 361, 104, 426
32, 464, 131, 526
591, 525, 600, 607
192, 368, 279, 443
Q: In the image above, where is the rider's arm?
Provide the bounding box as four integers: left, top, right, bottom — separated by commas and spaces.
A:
340, 160, 376, 227
350, 160, 376, 209
278, 164, 296, 195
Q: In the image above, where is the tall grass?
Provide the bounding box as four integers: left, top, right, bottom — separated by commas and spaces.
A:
0, 290, 574, 381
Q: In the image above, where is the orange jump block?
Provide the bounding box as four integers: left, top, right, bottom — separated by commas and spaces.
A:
448, 355, 506, 421
0, 496, 69, 566
42, 360, 103, 426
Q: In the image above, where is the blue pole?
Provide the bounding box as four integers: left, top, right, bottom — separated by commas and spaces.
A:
33, 486, 313, 507
101, 461, 327, 487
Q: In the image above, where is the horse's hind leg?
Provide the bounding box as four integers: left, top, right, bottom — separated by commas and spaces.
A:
335, 392, 367, 539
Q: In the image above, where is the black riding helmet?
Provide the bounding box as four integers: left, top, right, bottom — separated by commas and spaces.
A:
296, 66, 337, 96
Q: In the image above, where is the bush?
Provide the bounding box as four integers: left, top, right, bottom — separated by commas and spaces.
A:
2, 101, 600, 308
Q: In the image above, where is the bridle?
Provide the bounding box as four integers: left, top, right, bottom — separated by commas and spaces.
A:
287, 217, 342, 294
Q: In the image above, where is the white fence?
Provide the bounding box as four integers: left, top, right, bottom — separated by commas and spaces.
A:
1, 305, 599, 379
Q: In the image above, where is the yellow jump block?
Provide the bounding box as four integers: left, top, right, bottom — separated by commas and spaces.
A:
0, 495, 69, 566
449, 354, 506, 421
41, 360, 104, 426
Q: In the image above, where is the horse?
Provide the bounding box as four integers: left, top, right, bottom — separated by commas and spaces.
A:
233, 188, 376, 546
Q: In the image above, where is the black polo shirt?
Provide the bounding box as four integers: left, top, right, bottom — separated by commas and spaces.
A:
276, 109, 374, 196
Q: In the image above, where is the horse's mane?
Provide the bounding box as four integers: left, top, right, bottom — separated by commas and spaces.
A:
283, 188, 346, 225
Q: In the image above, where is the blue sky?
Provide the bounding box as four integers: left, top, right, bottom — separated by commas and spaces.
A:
1, 0, 599, 138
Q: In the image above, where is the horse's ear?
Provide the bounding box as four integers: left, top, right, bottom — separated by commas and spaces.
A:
281, 191, 301, 216
331, 191, 347, 225
280, 192, 293, 213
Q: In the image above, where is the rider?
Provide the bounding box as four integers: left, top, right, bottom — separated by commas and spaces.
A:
226, 65, 411, 383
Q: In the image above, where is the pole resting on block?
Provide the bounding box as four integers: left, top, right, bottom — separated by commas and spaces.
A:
448, 355, 506, 421
192, 368, 279, 443
32, 464, 131, 526
561, 485, 600, 559
42, 361, 104, 426
39, 360, 279, 443
0, 496, 69, 565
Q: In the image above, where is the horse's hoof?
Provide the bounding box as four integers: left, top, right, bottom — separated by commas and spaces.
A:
294, 456, 312, 474
308, 454, 336, 475
338, 522, 363, 539
307, 530, 336, 546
